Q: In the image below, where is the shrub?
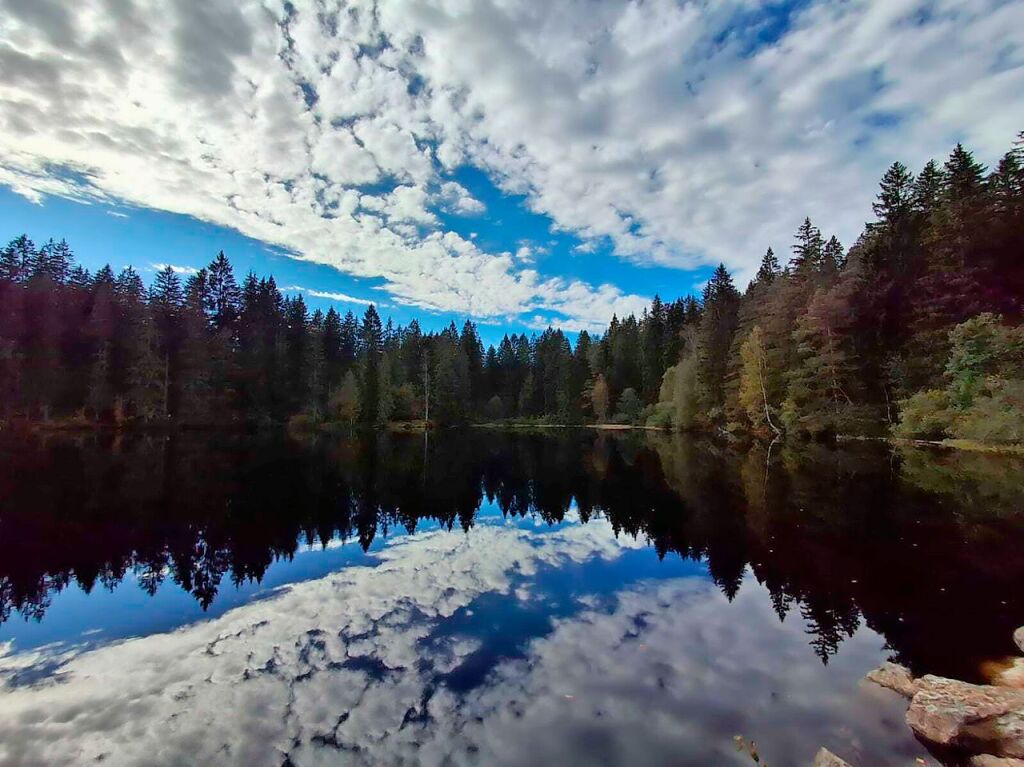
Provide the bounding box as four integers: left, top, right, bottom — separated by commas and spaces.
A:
894, 389, 952, 440
646, 403, 673, 429
951, 379, 1024, 444
614, 387, 642, 425
483, 395, 505, 421
287, 413, 319, 436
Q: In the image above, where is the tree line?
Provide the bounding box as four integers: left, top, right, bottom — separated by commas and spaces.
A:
1, 133, 1021, 438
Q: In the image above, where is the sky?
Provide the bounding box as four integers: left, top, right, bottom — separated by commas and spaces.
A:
0, 0, 1022, 344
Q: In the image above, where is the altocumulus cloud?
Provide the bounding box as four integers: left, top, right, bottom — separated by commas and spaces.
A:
0, 0, 1021, 328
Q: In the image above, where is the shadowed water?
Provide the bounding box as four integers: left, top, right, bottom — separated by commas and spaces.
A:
0, 430, 1022, 766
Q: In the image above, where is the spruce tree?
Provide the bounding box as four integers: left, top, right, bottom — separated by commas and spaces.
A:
755, 248, 781, 285
696, 264, 740, 415
872, 161, 915, 226
790, 218, 823, 276
359, 304, 383, 426
206, 251, 240, 332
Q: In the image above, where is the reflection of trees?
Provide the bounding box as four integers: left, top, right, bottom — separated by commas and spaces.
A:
1, 431, 1023, 677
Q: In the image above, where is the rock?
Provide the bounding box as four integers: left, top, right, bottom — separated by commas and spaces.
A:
813, 747, 854, 767
982, 658, 1024, 689
1015, 627, 1024, 655
968, 756, 1024, 767
866, 662, 919, 698
906, 675, 1024, 757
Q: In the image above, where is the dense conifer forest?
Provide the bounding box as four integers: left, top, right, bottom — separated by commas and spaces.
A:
1, 135, 1022, 441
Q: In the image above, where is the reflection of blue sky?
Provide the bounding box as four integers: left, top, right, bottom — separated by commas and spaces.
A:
0, 501, 682, 656
0, 506, 929, 767
0, 538, 376, 654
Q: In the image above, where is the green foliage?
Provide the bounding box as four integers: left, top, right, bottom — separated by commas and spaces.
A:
645, 403, 673, 429
286, 413, 319, 435
483, 394, 505, 421
737, 326, 779, 433
896, 315, 1024, 444
614, 387, 641, 425
328, 370, 361, 429
590, 374, 610, 423
951, 379, 1024, 444
893, 389, 952, 440
945, 313, 1023, 408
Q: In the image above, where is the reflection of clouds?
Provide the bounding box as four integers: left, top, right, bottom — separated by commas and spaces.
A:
0, 516, 639, 766
0, 518, 923, 767
444, 582, 925, 767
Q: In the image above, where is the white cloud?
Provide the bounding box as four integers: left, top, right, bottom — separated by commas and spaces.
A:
284, 284, 378, 307
439, 181, 485, 215
0, 0, 1020, 317
150, 262, 199, 276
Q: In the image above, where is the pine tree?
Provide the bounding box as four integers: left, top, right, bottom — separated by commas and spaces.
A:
206, 251, 240, 332
0, 235, 35, 283
124, 306, 165, 421
460, 320, 484, 406
359, 304, 383, 427
322, 307, 344, 394
912, 159, 944, 217
944, 143, 987, 205
872, 162, 915, 226
696, 264, 740, 416
755, 248, 781, 285
790, 218, 823, 276
782, 281, 863, 436
822, 236, 845, 274
641, 295, 667, 402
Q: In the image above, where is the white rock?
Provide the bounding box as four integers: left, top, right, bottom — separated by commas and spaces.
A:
865, 662, 918, 698
814, 747, 854, 767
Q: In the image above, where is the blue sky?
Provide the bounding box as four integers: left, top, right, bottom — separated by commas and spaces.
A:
0, 0, 1021, 341
0, 172, 711, 347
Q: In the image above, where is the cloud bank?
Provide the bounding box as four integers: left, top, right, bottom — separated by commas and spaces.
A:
1, 0, 1020, 328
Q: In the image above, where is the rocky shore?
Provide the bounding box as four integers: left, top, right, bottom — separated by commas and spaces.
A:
857, 626, 1024, 766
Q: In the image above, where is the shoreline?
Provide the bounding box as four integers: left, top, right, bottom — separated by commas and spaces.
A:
9, 419, 1024, 455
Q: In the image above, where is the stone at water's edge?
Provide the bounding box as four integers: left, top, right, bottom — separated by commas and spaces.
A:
968, 756, 1024, 766
813, 747, 854, 767
906, 675, 1024, 757
865, 662, 919, 698
982, 658, 1024, 690
1014, 627, 1024, 655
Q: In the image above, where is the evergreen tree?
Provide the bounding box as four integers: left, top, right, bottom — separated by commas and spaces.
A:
912, 159, 944, 217
872, 161, 915, 227
696, 264, 740, 414
359, 304, 383, 427
790, 218, 824, 276
206, 251, 240, 332
755, 248, 781, 285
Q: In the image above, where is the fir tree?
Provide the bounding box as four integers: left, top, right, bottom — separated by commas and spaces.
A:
755, 248, 781, 285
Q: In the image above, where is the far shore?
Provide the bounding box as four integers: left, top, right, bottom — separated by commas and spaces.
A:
10, 417, 1024, 456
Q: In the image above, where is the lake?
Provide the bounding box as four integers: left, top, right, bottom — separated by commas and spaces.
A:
1, 429, 1022, 766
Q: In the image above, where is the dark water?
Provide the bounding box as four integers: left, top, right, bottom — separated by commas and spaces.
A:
0, 429, 1022, 767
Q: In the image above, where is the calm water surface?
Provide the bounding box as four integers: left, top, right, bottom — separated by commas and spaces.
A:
1, 430, 1022, 766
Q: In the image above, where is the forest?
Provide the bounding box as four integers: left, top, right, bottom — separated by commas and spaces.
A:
0, 134, 1022, 442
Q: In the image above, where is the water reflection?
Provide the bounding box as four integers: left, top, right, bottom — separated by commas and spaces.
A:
0, 430, 1022, 766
